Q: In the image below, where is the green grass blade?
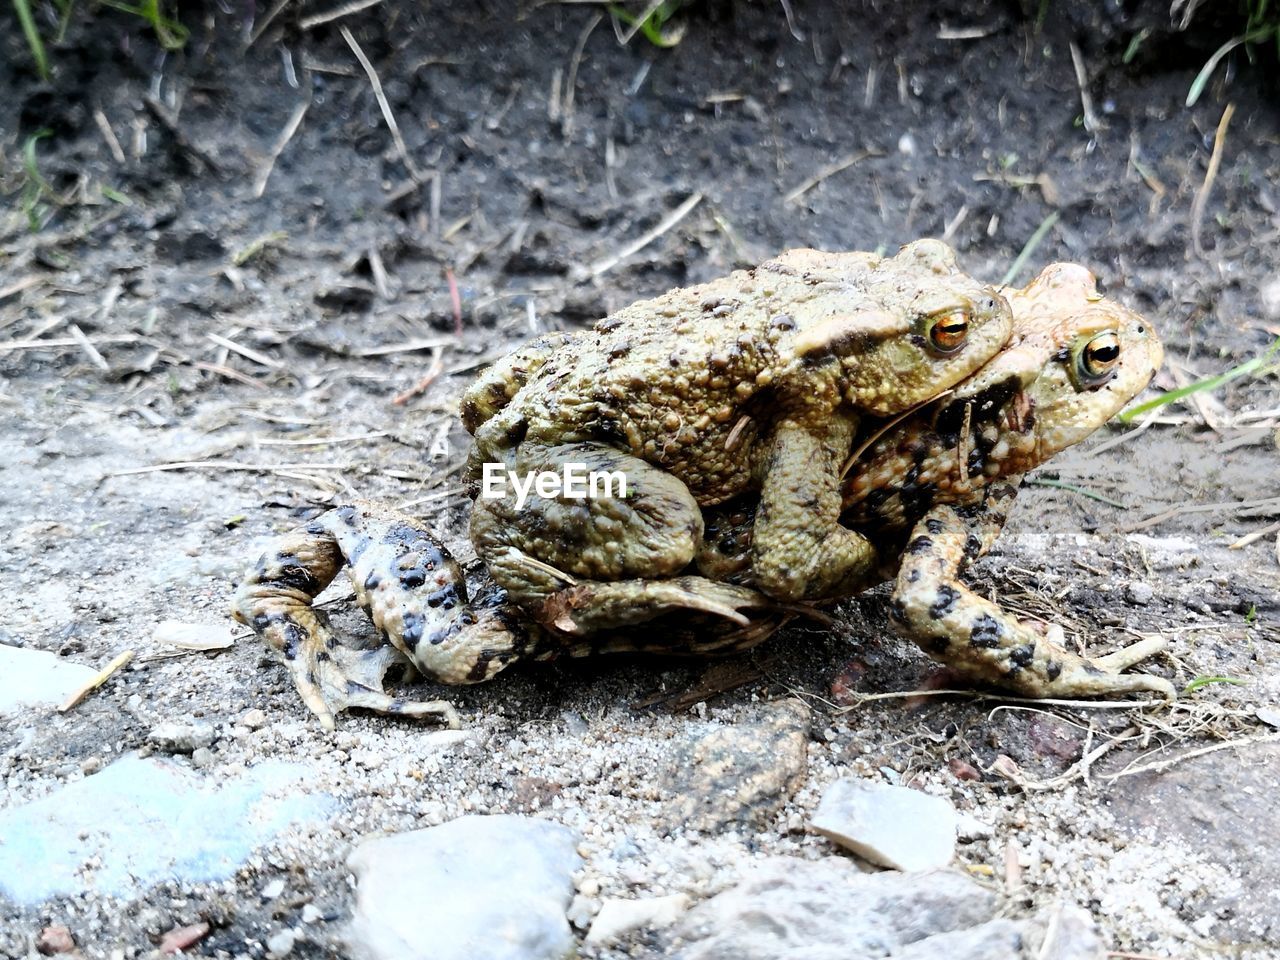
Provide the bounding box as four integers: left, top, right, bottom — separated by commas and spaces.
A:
1000, 210, 1060, 286
1118, 337, 1280, 422
13, 0, 51, 80
1184, 675, 1248, 693
1028, 478, 1127, 508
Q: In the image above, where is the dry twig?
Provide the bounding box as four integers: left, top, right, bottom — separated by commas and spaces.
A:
1191, 102, 1235, 258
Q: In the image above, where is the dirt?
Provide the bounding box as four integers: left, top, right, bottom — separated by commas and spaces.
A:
2, 0, 1279, 957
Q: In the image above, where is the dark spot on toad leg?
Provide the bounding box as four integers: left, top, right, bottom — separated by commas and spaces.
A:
925, 517, 945, 535
401, 612, 425, 647
928, 585, 960, 619
1046, 660, 1063, 681
888, 598, 908, 624
927, 634, 950, 655
364, 570, 382, 590
1007, 643, 1036, 673
906, 536, 933, 556
906, 568, 921, 583
969, 613, 1003, 648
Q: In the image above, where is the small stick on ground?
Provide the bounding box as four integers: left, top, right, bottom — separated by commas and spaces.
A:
206, 332, 282, 369
59, 650, 134, 713
300, 0, 385, 30
193, 361, 269, 389
0, 334, 141, 354
107, 460, 350, 478
393, 347, 445, 405
560, 12, 603, 139
784, 149, 880, 204
341, 25, 421, 181
248, 0, 292, 46
445, 266, 463, 335
1191, 102, 1236, 258
1101, 731, 1280, 781
1068, 41, 1102, 135
253, 97, 310, 198
257, 431, 390, 447
68, 324, 110, 372
93, 107, 126, 164
353, 337, 456, 357
584, 192, 704, 279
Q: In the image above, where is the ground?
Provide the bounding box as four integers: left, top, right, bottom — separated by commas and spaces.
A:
1, 0, 1279, 957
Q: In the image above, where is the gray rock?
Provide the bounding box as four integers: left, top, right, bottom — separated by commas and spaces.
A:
810, 778, 957, 871
669, 857, 993, 960
1107, 740, 1280, 944
891, 908, 1104, 959
892, 919, 1029, 960
0, 643, 98, 714
346, 815, 582, 960
663, 699, 809, 832
148, 720, 216, 754
1124, 581, 1154, 606
0, 755, 332, 904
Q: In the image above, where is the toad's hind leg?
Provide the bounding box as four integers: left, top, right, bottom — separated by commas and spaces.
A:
231, 502, 538, 729
891, 502, 1175, 699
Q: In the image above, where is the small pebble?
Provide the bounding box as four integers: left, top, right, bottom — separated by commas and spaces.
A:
261, 878, 286, 900
80, 756, 103, 775
300, 904, 324, 924
191, 747, 214, 769
1125, 582, 1155, 606
36, 925, 75, 955
158, 922, 210, 955
241, 708, 267, 730
266, 928, 296, 958
148, 721, 215, 754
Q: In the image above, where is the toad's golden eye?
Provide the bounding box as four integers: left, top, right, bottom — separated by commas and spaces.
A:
1073, 331, 1121, 387
925, 310, 969, 355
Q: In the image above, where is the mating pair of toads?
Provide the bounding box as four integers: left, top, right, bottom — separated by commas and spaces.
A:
233, 240, 1174, 729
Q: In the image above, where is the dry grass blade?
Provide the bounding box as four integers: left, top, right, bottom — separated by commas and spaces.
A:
301, 0, 385, 29
1191, 102, 1235, 258
393, 347, 445, 405
253, 98, 311, 198
59, 650, 134, 712
1099, 731, 1280, 781
341, 25, 421, 181
584, 192, 703, 278
0, 334, 141, 353
69, 323, 110, 371
107, 460, 350, 477
784, 149, 880, 204
206, 332, 282, 369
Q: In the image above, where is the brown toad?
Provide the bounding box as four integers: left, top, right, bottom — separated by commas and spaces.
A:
233, 241, 1016, 727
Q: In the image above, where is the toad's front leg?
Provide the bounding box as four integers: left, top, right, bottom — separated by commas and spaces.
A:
891, 497, 1175, 699
750, 418, 881, 602
232, 502, 537, 729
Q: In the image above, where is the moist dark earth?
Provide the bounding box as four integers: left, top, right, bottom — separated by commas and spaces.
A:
2, 1, 1279, 957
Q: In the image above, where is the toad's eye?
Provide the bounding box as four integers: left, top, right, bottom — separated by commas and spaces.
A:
1072, 331, 1121, 387
925, 310, 969, 355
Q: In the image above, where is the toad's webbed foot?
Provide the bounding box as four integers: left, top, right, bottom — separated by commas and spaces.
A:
892, 504, 1176, 700
232, 502, 538, 729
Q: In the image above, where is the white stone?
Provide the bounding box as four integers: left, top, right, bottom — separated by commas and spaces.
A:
153, 620, 235, 650
0, 644, 98, 715
810, 778, 958, 871
1260, 276, 1280, 321
148, 721, 216, 754
266, 928, 296, 958
586, 893, 689, 944
261, 879, 286, 900
346, 815, 581, 960
0, 755, 332, 904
